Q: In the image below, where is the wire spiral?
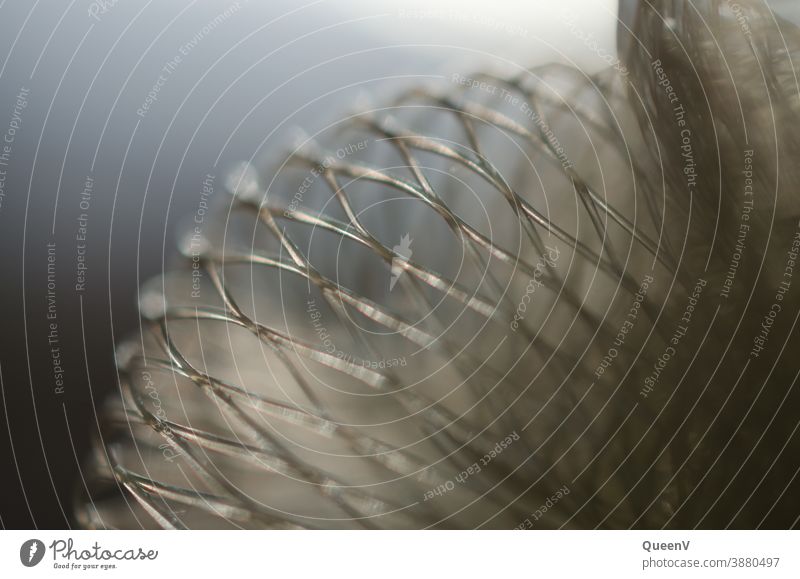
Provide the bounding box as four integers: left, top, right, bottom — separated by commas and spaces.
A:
77, 0, 800, 529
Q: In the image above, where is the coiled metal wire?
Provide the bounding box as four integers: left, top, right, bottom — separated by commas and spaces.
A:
77, 1, 800, 529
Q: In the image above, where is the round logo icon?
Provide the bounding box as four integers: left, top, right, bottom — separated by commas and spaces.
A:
20, 539, 46, 567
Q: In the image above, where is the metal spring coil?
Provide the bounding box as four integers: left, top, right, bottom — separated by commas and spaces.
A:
77, 1, 800, 529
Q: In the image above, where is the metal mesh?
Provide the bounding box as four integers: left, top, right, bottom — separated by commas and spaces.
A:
76, 0, 800, 529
